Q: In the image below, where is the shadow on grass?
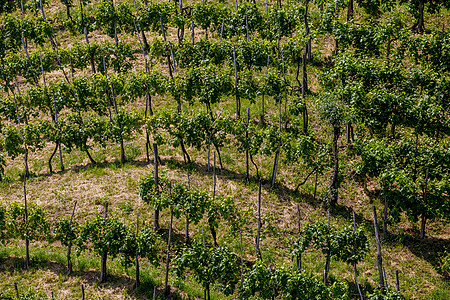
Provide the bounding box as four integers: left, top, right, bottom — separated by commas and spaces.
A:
0, 255, 184, 299
384, 233, 450, 279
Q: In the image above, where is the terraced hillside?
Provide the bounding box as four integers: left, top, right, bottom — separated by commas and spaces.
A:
0, 0, 449, 299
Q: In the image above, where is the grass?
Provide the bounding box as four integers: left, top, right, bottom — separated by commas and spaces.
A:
0, 0, 449, 299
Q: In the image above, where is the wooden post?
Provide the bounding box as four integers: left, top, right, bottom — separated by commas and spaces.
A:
304, 0, 311, 60
245, 14, 249, 41
81, 284, 85, 300
185, 168, 191, 242
20, 0, 24, 17
210, 152, 218, 246
383, 195, 388, 239
21, 37, 33, 70
256, 179, 262, 259
301, 42, 308, 133
323, 210, 331, 284
100, 202, 108, 283
203, 225, 208, 300
13, 80, 29, 177
14, 282, 19, 298
297, 204, 301, 271
160, 17, 167, 42
202, 228, 205, 245
330, 126, 340, 206
103, 57, 125, 164
240, 228, 244, 276
207, 142, 211, 173
153, 143, 159, 231
145, 86, 152, 163
164, 208, 174, 296
160, 17, 174, 81
246, 108, 250, 180
352, 210, 363, 299
84, 27, 96, 74
220, 17, 225, 41
192, 20, 195, 45
207, 107, 224, 173
52, 89, 64, 172
271, 142, 281, 188
420, 168, 429, 240
12, 89, 29, 269
313, 167, 318, 201
39, 50, 46, 85
373, 206, 385, 293
267, 258, 276, 300
169, 42, 177, 74
261, 56, 270, 125
395, 270, 400, 292
67, 201, 77, 273
233, 45, 240, 118
347, 0, 354, 21
114, 23, 118, 47
213, 151, 216, 199
24, 172, 29, 270
134, 18, 152, 161
383, 266, 388, 289
281, 51, 288, 130
135, 213, 140, 288
40, 51, 58, 174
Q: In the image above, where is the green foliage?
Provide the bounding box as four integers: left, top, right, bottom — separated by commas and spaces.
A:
0, 203, 6, 242
235, 39, 273, 69
170, 182, 210, 225
241, 263, 349, 299
292, 221, 369, 266
356, 135, 450, 225
137, 171, 171, 210
54, 218, 79, 248
57, 112, 108, 153
173, 241, 240, 296
355, 0, 393, 18
440, 251, 450, 275
208, 195, 242, 236
1, 125, 26, 160
191, 3, 225, 35
0, 153, 5, 180
240, 260, 274, 299
261, 4, 303, 41
119, 226, 160, 268
147, 110, 213, 154
234, 70, 259, 102
258, 69, 284, 98
181, 65, 233, 109
0, 289, 47, 299
273, 267, 349, 300
106, 110, 142, 143
368, 288, 406, 300
323, 52, 449, 136
0, 0, 20, 14
0, 15, 52, 55
0, 41, 136, 82
6, 202, 50, 242
137, 1, 174, 34
93, 0, 136, 37
222, 3, 263, 38
76, 214, 128, 259
409, 32, 450, 72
